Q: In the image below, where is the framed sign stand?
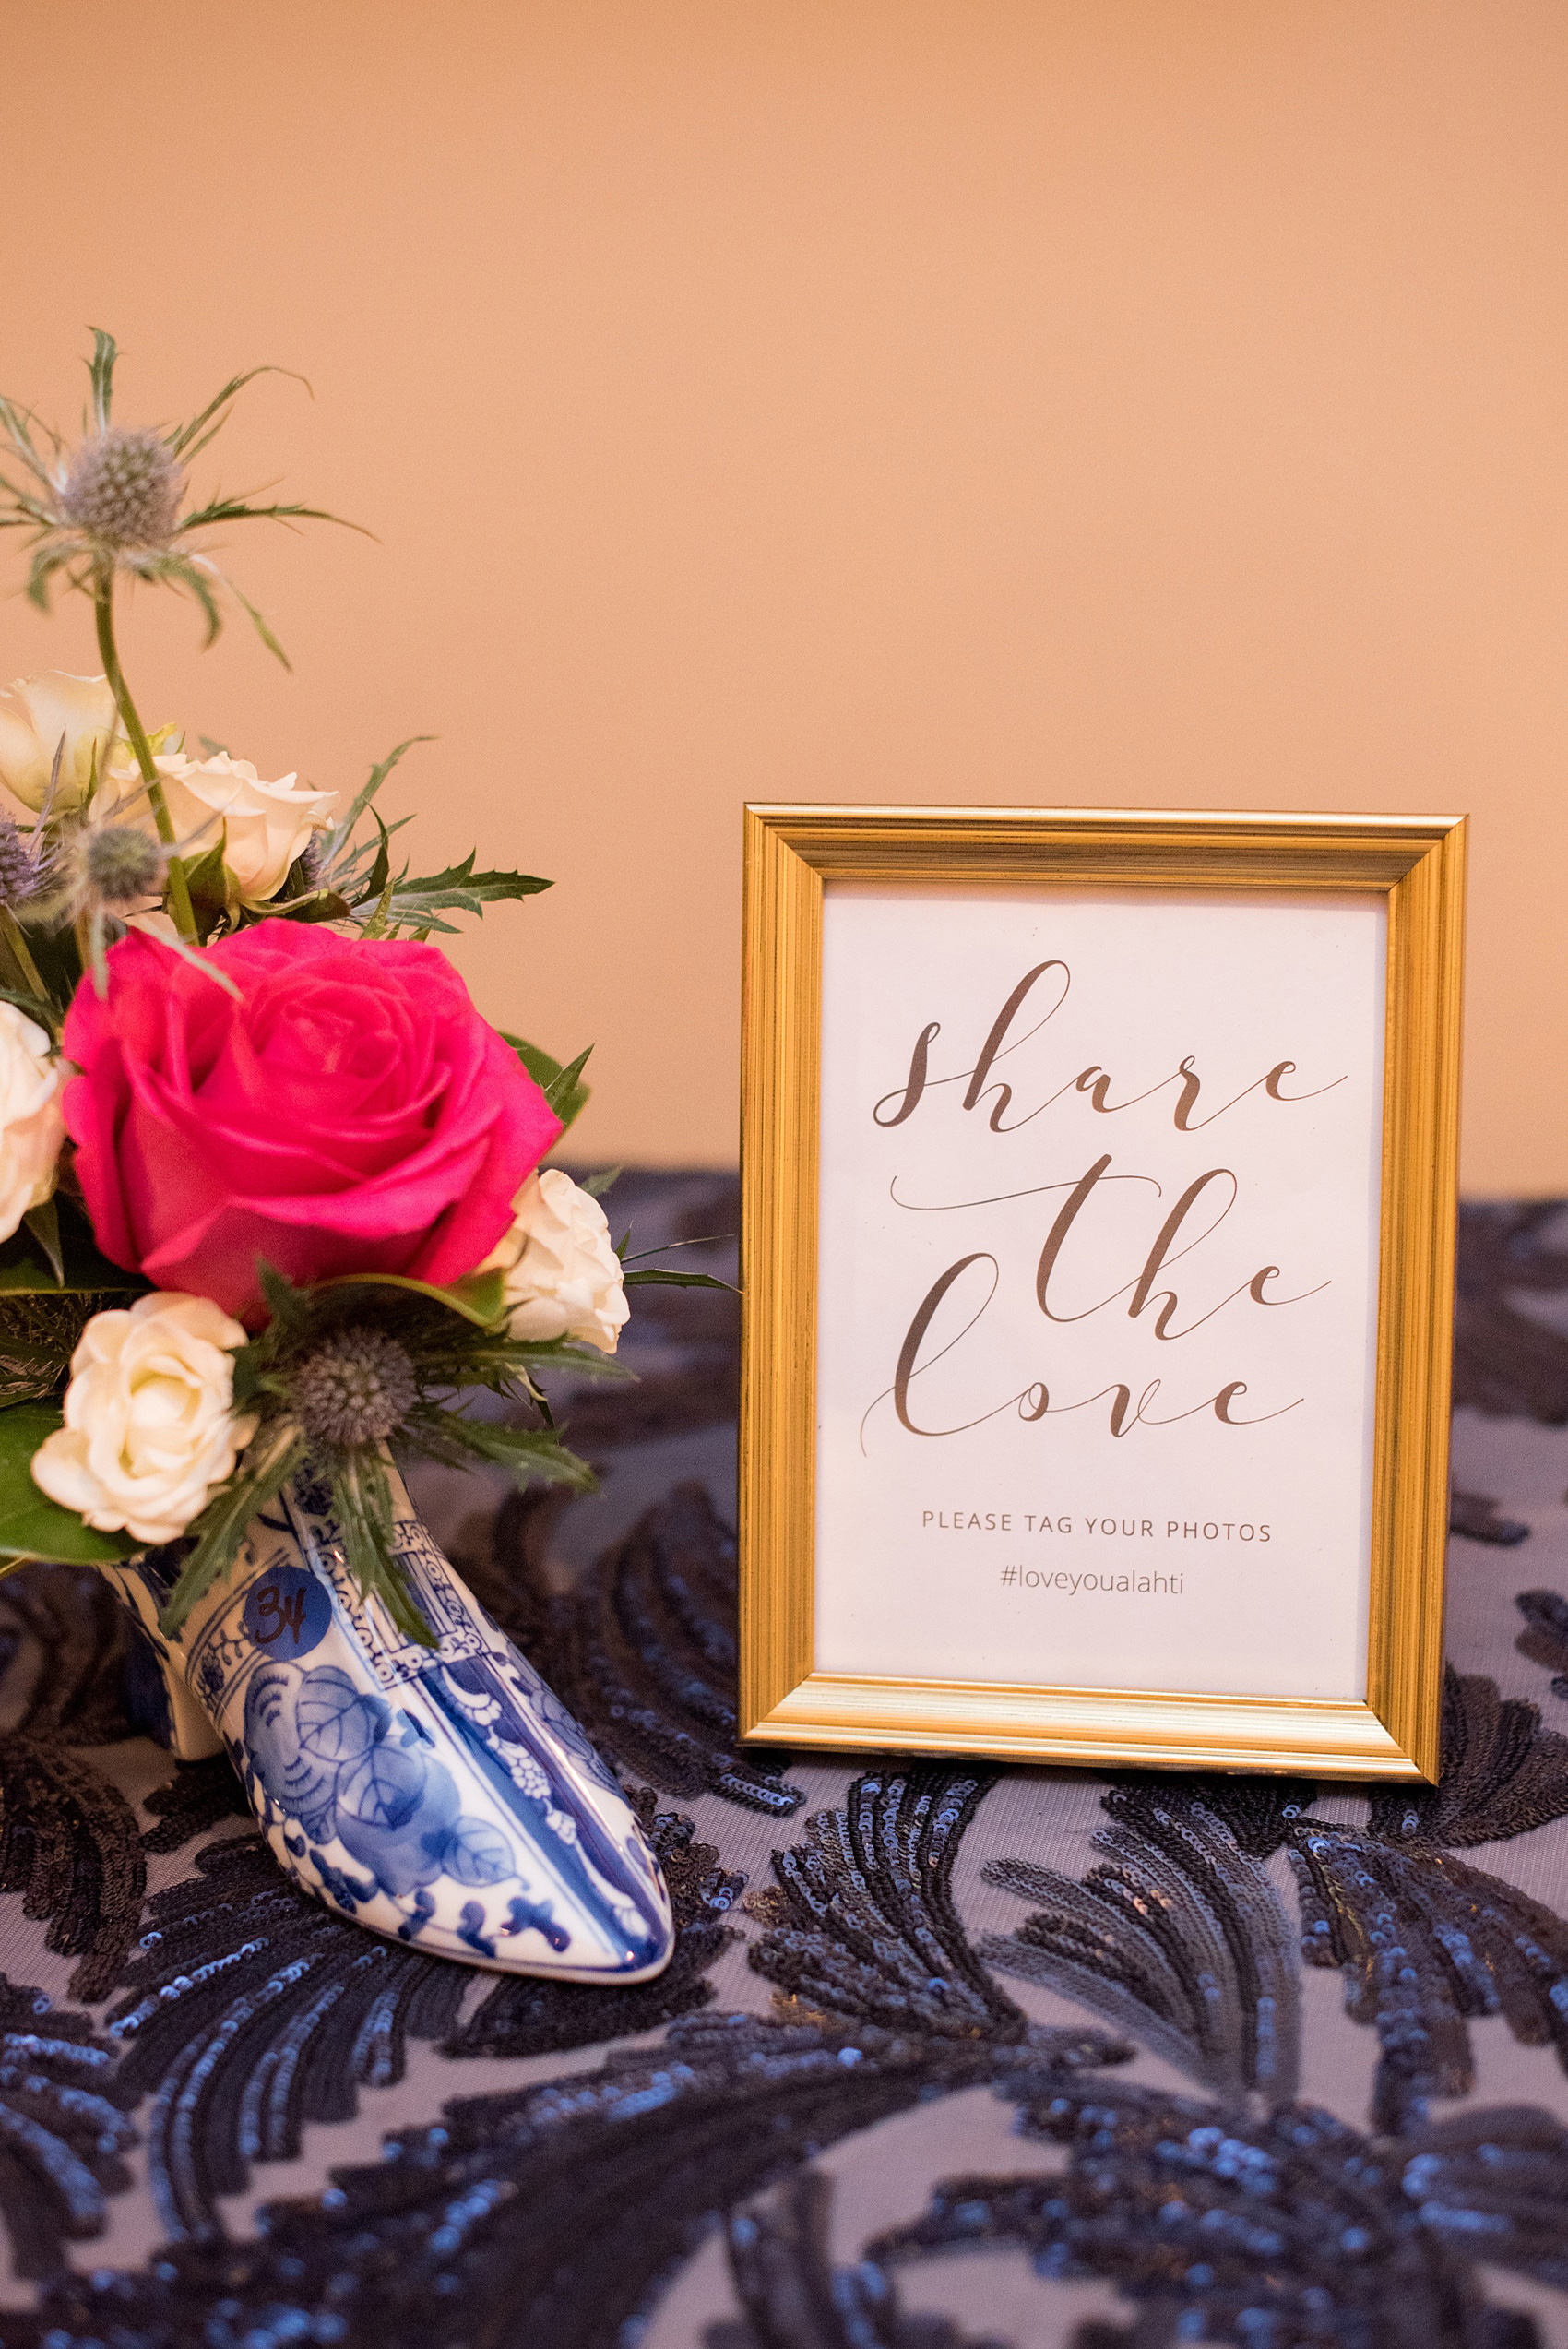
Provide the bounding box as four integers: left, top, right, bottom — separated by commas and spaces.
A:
738, 804, 1466, 1782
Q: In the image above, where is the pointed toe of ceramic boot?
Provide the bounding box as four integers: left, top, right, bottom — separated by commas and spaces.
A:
104, 1464, 675, 1981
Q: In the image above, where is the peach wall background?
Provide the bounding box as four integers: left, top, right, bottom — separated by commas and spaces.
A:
5, 0, 1566, 1184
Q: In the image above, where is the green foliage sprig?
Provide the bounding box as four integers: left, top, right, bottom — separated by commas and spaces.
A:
164, 1262, 629, 1643
258, 736, 553, 946
0, 327, 740, 1633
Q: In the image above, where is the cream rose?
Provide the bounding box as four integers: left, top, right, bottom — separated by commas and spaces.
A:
481, 1168, 630, 1353
31, 1293, 258, 1545
0, 1002, 65, 1242
120, 752, 334, 906
0, 672, 118, 811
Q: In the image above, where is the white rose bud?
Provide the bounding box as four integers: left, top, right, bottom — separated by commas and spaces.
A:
125, 752, 335, 906
0, 1001, 65, 1242
0, 672, 118, 812
31, 1294, 259, 1546
481, 1168, 631, 1353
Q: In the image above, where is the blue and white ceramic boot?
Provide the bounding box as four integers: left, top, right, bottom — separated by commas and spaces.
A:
103, 1461, 675, 1983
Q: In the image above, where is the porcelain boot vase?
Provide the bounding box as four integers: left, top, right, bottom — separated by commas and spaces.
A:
103, 1461, 675, 1982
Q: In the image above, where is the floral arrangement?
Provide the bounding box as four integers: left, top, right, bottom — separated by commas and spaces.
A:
0, 332, 714, 1641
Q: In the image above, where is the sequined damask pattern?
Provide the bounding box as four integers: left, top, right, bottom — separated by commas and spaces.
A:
6, 1178, 1568, 2345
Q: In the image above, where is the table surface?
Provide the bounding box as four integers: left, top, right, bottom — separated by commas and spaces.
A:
1, 1176, 1567, 2348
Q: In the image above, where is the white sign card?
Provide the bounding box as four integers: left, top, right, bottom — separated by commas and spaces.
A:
814, 884, 1387, 1704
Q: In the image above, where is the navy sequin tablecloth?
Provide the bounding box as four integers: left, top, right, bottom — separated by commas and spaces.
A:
2, 1180, 1568, 2346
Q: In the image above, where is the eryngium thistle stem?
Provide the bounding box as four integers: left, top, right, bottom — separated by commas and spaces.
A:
92, 570, 197, 944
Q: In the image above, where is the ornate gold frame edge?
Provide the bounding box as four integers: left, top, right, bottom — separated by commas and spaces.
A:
739, 803, 1466, 1783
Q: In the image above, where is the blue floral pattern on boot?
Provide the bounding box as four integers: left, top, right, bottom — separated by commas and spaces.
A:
98, 1464, 674, 1981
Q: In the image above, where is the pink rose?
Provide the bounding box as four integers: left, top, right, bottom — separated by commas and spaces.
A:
63, 922, 562, 1324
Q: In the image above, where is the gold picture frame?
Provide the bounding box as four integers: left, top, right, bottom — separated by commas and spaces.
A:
738, 804, 1466, 1783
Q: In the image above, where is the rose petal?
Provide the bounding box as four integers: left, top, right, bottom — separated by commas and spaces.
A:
64, 921, 561, 1322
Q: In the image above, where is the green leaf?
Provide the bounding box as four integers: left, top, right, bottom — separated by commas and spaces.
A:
174, 497, 372, 539
386, 908, 463, 936
0, 900, 50, 1000
0, 1197, 143, 1296
0, 1232, 64, 1296
25, 542, 76, 614
157, 552, 224, 646
20, 1199, 63, 1284
328, 817, 414, 893
227, 1339, 267, 1415
363, 817, 394, 906
622, 1232, 733, 1262
10, 920, 81, 1018
498, 1034, 593, 1134
445, 1332, 634, 1379
500, 1032, 565, 1086
383, 853, 551, 927
331, 1448, 433, 1645
183, 830, 231, 944
0, 394, 56, 489
226, 573, 293, 671
0, 987, 62, 1037
543, 1045, 593, 1116
0, 907, 59, 1021
352, 809, 393, 920
622, 1267, 740, 1294
167, 363, 313, 459
321, 740, 432, 874
430, 1412, 598, 1496
267, 888, 353, 926
395, 1334, 633, 1397
0, 1401, 141, 1564
315, 1266, 509, 1329
505, 1339, 635, 1382
85, 328, 117, 433
580, 1165, 623, 1198
255, 1258, 315, 1334
160, 1422, 307, 1635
